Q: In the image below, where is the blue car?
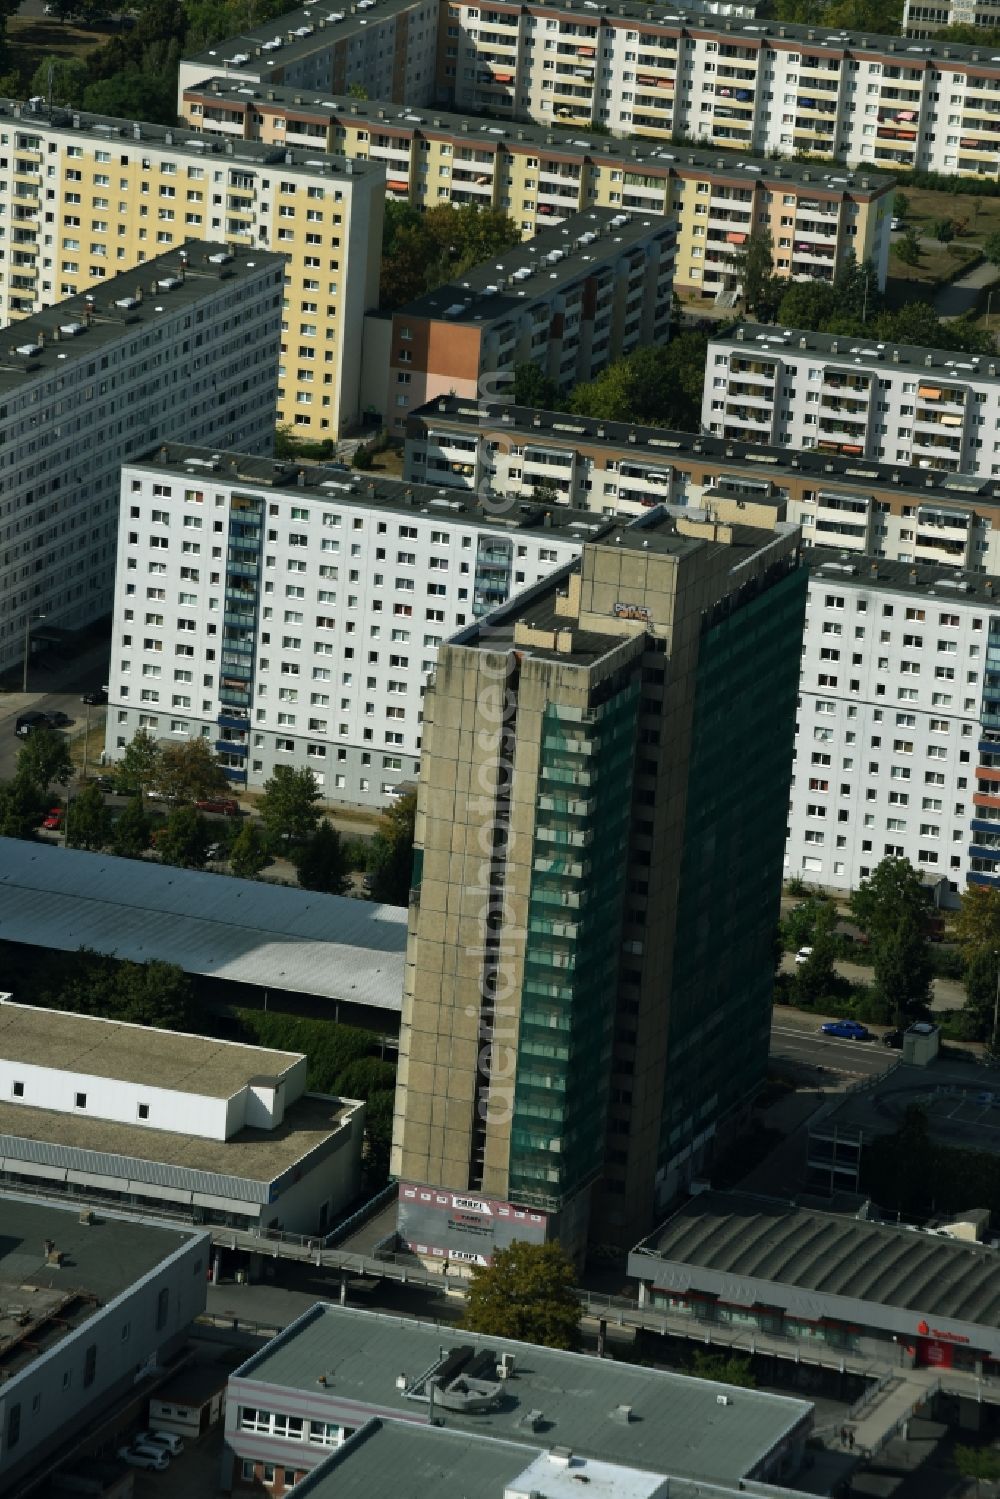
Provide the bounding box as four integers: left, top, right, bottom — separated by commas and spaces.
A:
820, 1019, 873, 1041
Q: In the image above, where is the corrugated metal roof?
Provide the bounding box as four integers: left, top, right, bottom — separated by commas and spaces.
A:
0, 840, 406, 1010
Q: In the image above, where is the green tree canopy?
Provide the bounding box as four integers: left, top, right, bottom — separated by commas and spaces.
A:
296, 820, 351, 895
983, 232, 1000, 267
82, 68, 176, 126
567, 332, 711, 431
462, 1241, 580, 1349
513, 362, 559, 410
794, 902, 839, 1007
368, 791, 417, 905
731, 228, 779, 320
379, 201, 521, 311
851, 857, 932, 1025
259, 765, 322, 845
112, 795, 152, 859
66, 782, 113, 851
33, 950, 195, 1030
16, 727, 73, 795
157, 737, 229, 803
688, 1350, 756, 1388
776, 279, 837, 331
29, 56, 90, 107
114, 728, 161, 800
230, 819, 268, 880
155, 804, 211, 868
0, 778, 45, 839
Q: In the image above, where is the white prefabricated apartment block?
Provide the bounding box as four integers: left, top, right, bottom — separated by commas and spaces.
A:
404, 396, 1000, 574
176, 0, 1000, 181
787, 551, 1000, 897
904, 0, 1000, 35
105, 445, 610, 806
0, 999, 365, 1234
702, 324, 1000, 476
0, 98, 384, 441
0, 243, 282, 675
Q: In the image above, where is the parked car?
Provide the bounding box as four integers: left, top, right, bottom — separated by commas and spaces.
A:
362, 872, 375, 892
134, 1430, 185, 1457
195, 797, 240, 816
820, 1019, 873, 1041
42, 806, 63, 830
14, 711, 47, 737
116, 1445, 170, 1471
882, 1028, 905, 1049
43, 710, 71, 728
891, 216, 904, 230
81, 688, 108, 705
205, 842, 222, 861
794, 946, 814, 965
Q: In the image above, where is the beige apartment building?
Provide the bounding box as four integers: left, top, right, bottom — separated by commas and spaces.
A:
404, 395, 1000, 573
362, 209, 676, 435
178, 0, 1000, 180
180, 78, 894, 297
391, 503, 806, 1260
0, 98, 384, 439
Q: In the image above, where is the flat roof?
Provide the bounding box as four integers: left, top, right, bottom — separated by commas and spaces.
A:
0, 839, 406, 1011
713, 322, 1000, 384
182, 77, 894, 194
0, 97, 378, 179
412, 396, 1000, 511
293, 1421, 672, 1499
0, 1193, 202, 1377
130, 445, 614, 541
810, 1057, 1000, 1158
0, 1000, 301, 1097
232, 1305, 812, 1484
395, 210, 674, 327
0, 244, 283, 397
808, 548, 1000, 605
632, 1191, 1000, 1330
179, 0, 1000, 79
0, 1090, 356, 1188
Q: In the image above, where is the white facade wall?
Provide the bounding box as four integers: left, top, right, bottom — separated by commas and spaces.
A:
703, 330, 1000, 477
0, 251, 282, 674
105, 458, 585, 807
786, 565, 993, 895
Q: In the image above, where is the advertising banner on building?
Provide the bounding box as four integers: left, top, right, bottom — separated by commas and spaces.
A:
397, 1183, 548, 1264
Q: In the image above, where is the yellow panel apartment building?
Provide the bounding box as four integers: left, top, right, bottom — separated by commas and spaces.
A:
0, 99, 384, 440
180, 78, 894, 296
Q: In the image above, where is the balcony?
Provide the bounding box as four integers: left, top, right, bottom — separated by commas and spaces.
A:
216, 738, 248, 757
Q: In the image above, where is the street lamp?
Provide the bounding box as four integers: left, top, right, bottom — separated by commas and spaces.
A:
22, 612, 45, 695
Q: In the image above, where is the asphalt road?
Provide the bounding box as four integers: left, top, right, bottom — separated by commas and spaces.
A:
0, 690, 106, 782
770, 1020, 896, 1078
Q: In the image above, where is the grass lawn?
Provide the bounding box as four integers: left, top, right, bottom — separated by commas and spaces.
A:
900, 184, 1000, 243
5, 15, 111, 81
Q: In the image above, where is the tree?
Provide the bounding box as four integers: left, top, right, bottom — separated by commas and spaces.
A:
66, 782, 112, 851
872, 919, 933, 1024
82, 69, 176, 126
30, 55, 89, 107
155, 804, 211, 868
731, 228, 779, 320
112, 795, 152, 859
953, 885, 1000, 1041
347, 81, 368, 99
688, 1350, 756, 1388
776, 279, 837, 331
368, 791, 416, 905
157, 737, 229, 804
114, 728, 161, 800
833, 252, 881, 322
296, 820, 351, 895
929, 216, 955, 244
894, 230, 921, 266
954, 1444, 1000, 1489
794, 902, 839, 1006
513, 362, 559, 410
893, 191, 910, 219
230, 820, 268, 880
984, 232, 1000, 268
16, 727, 73, 795
33, 949, 195, 1030
259, 765, 322, 846
463, 1241, 580, 1350
850, 856, 929, 946
0, 778, 45, 839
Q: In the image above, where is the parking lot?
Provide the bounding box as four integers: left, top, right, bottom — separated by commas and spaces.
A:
127, 1426, 225, 1499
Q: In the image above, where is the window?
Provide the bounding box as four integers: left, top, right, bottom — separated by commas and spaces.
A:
138, 1103, 150, 1121
7, 1404, 20, 1450
74, 1092, 87, 1109
12, 1080, 24, 1098
156, 1287, 169, 1331
83, 1344, 97, 1388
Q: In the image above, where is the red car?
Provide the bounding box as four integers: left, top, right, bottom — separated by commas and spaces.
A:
42, 806, 63, 830
195, 798, 240, 817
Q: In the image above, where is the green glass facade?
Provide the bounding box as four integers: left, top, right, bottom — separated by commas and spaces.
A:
508, 683, 639, 1210
660, 563, 808, 1170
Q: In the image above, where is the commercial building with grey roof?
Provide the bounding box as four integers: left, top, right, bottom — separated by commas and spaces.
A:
0, 240, 282, 674
223, 1305, 812, 1493
629, 1190, 1000, 1375
0, 1194, 208, 1497
0, 996, 365, 1236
